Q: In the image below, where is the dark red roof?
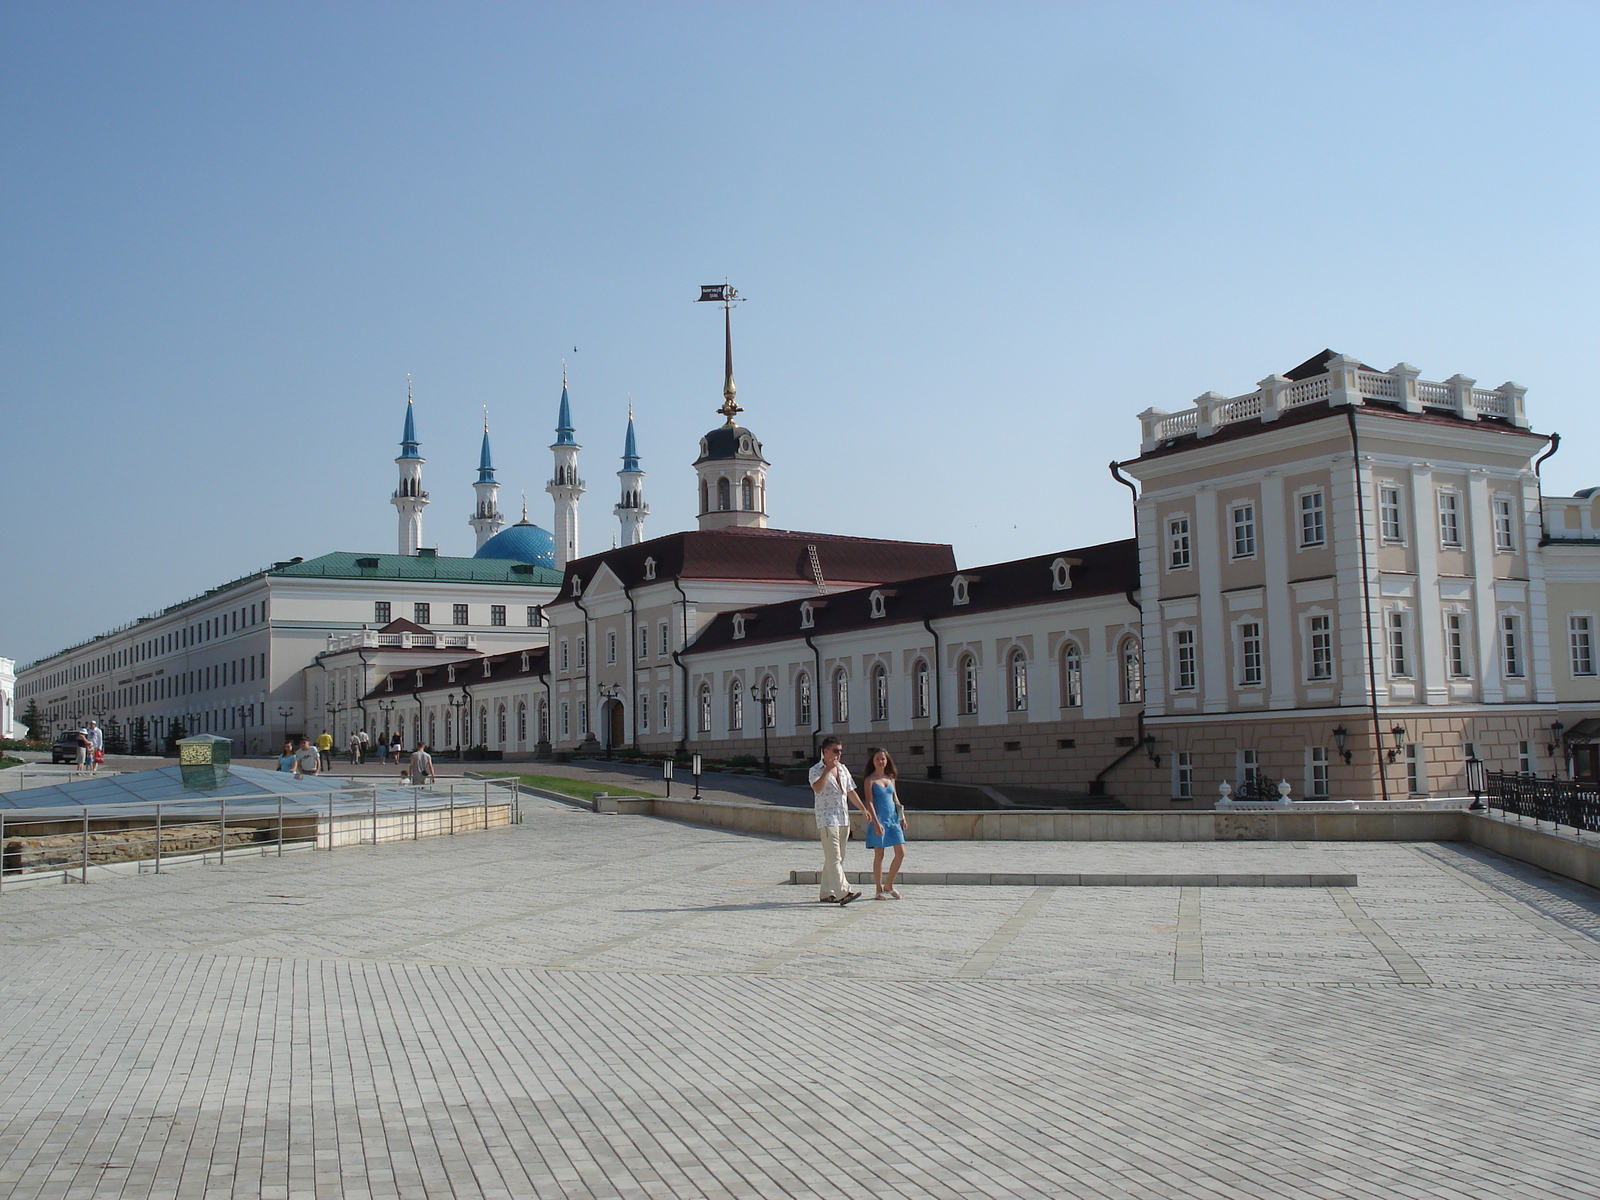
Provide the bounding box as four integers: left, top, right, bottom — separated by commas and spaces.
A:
684, 539, 1139, 655
365, 646, 549, 699
560, 527, 955, 595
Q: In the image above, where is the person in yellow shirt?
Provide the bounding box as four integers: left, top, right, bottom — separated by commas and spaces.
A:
315, 729, 333, 771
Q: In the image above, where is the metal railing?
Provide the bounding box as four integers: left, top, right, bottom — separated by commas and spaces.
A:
1484, 770, 1600, 835
0, 779, 523, 892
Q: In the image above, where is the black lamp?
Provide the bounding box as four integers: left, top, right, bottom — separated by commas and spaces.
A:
1332, 725, 1352, 765
1549, 720, 1566, 756
1387, 723, 1407, 764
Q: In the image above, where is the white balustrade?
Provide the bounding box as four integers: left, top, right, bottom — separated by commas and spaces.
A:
1285, 375, 1330, 407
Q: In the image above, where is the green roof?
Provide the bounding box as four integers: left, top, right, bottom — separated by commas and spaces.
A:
267, 551, 562, 586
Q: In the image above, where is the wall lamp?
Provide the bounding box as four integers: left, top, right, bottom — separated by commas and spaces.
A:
1143, 733, 1160, 770
1387, 723, 1407, 764
1331, 725, 1352, 765
1549, 720, 1566, 757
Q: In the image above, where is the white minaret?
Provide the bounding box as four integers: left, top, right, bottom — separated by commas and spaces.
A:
546, 368, 584, 568
614, 403, 648, 546
391, 379, 429, 555
469, 408, 505, 549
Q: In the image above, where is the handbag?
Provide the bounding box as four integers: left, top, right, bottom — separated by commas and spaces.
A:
93, 749, 104, 764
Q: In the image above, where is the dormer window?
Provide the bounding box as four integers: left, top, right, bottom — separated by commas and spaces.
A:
732, 614, 746, 640
482, 659, 492, 678
952, 576, 970, 606
520, 652, 530, 672
386, 675, 394, 692
643, 557, 656, 580
740, 436, 752, 454
414, 670, 423, 688
1051, 558, 1072, 591
870, 591, 886, 619
570, 576, 582, 596
800, 602, 815, 629
446, 665, 455, 683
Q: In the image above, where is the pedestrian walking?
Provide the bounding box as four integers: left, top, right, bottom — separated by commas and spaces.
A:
294, 736, 320, 779
87, 720, 104, 773
358, 729, 371, 763
389, 731, 404, 761
315, 730, 333, 771
374, 735, 388, 765
348, 729, 363, 765
861, 747, 908, 899
807, 736, 877, 905
72, 728, 90, 775
277, 741, 297, 772
405, 742, 436, 787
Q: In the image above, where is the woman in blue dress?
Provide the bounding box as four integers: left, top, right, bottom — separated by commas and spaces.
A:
861, 748, 908, 899
276, 741, 297, 772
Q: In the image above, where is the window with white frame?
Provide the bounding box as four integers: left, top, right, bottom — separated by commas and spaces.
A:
1307, 747, 1330, 798
1060, 642, 1083, 708
1173, 629, 1197, 691
1437, 490, 1462, 547
1231, 503, 1256, 558
959, 655, 978, 714
1237, 621, 1263, 686
606, 631, 617, 664
643, 557, 656, 580
697, 684, 712, 732
1387, 610, 1410, 677
1175, 751, 1193, 799
1167, 517, 1191, 570
1572, 615, 1596, 676
559, 639, 569, 671
729, 679, 743, 731
1008, 649, 1028, 711
1307, 613, 1333, 681
517, 702, 527, 742
872, 663, 889, 721
1518, 740, 1533, 775
869, 591, 886, 619
913, 659, 931, 719
1050, 558, 1072, 590
1379, 484, 1405, 542
800, 602, 815, 629
1445, 611, 1470, 677
833, 668, 850, 723
760, 677, 777, 727
732, 615, 746, 640
539, 699, 549, 741
797, 673, 813, 727
659, 622, 670, 656
577, 700, 588, 737
1239, 748, 1260, 786
951, 576, 970, 605
577, 637, 587, 668
639, 626, 649, 659
560, 701, 570, 738
1493, 496, 1517, 551
1120, 636, 1142, 703
1405, 742, 1422, 794
659, 691, 669, 732
637, 693, 649, 734
1298, 490, 1326, 547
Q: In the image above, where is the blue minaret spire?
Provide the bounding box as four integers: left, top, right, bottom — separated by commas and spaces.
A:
554, 365, 577, 446
399, 384, 421, 459
547, 362, 584, 568
615, 399, 647, 546
621, 406, 641, 472
470, 406, 504, 549
477, 419, 495, 483
392, 374, 429, 554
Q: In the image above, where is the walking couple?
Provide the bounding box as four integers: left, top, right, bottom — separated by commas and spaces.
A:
808, 736, 907, 904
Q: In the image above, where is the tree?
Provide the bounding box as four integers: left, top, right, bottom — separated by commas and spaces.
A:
163, 719, 189, 756
129, 717, 152, 757
102, 716, 129, 756
20, 699, 46, 742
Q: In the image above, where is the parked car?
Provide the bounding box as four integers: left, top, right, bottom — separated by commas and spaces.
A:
51, 732, 85, 764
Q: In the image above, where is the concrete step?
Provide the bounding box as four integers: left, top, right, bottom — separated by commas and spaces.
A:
789, 870, 1357, 887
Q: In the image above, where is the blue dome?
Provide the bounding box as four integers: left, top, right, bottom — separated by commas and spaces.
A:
474, 522, 556, 567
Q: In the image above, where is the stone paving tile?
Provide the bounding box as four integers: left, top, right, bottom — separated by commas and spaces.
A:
3, 799, 1600, 1198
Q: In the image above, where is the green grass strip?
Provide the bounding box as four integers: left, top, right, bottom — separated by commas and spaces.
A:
482, 772, 662, 802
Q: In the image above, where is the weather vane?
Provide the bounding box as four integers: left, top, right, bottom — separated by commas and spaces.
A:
697, 280, 746, 423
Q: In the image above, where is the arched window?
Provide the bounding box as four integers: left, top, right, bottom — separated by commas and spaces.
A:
796, 672, 813, 727
428, 711, 436, 746
1061, 641, 1083, 708
699, 479, 709, 514
445, 710, 455, 748
1051, 558, 1072, 591
833, 668, 849, 723
871, 663, 889, 721
741, 477, 754, 510
497, 704, 507, 745
1009, 648, 1028, 711
538, 699, 549, 741
729, 678, 744, 731
759, 676, 777, 727
717, 477, 731, 511
479, 705, 489, 746
913, 659, 931, 719
698, 683, 712, 732
1120, 636, 1143, 704
959, 654, 979, 715
637, 692, 649, 734
517, 702, 527, 743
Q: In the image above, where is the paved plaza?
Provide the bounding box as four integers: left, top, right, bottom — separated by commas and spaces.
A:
1, 796, 1599, 1199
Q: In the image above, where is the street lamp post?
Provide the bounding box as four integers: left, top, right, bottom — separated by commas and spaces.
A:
598, 684, 621, 759
755, 683, 776, 778
278, 707, 293, 751
445, 693, 468, 760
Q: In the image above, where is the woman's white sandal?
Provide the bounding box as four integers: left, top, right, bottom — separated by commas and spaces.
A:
888, 887, 902, 899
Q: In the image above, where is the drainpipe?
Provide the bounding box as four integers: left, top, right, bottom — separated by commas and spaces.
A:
1104, 459, 1148, 793
354, 635, 371, 743
1535, 432, 1562, 544
671, 576, 692, 754
802, 633, 824, 758
572, 589, 593, 747
1345, 407, 1390, 803
920, 617, 944, 780
622, 580, 637, 751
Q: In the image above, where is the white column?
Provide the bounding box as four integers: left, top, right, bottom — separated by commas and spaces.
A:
1260, 471, 1296, 709
1523, 473, 1557, 703
1467, 470, 1502, 703
1135, 495, 1166, 717
1195, 485, 1228, 713
1334, 455, 1380, 707
1409, 466, 1448, 704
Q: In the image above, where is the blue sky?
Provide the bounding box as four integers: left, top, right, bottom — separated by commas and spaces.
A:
4, 2, 1599, 665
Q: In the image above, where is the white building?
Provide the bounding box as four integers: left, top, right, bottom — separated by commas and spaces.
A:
0, 656, 18, 740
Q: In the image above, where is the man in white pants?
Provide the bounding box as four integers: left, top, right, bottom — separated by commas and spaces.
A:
808, 737, 879, 905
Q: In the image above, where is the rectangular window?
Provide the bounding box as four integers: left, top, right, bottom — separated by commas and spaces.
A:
527, 605, 540, 627
1309, 614, 1333, 681
637, 693, 649, 733
1299, 491, 1325, 547
1167, 517, 1191, 570
1446, 612, 1469, 677
1438, 491, 1461, 547
414, 603, 431, 625
490, 605, 506, 627
578, 638, 587, 668
660, 622, 670, 656
1239, 748, 1260, 786
1387, 611, 1409, 677
560, 702, 570, 738
1175, 751, 1193, 799
1519, 740, 1533, 775
660, 692, 670, 732
606, 632, 617, 664
1405, 743, 1422, 794
453, 604, 470, 626
1379, 485, 1404, 542
559, 640, 569, 671
374, 601, 391, 625
1572, 615, 1595, 676
1173, 629, 1197, 691
639, 626, 650, 659
1502, 615, 1523, 677
1493, 497, 1517, 551
578, 700, 588, 736
1231, 504, 1256, 558
1308, 746, 1330, 798
1238, 621, 1263, 686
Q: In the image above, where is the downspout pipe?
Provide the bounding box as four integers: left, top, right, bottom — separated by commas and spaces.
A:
920, 617, 943, 780
622, 581, 636, 752
572, 589, 593, 746
1103, 460, 1148, 794
1535, 432, 1562, 544
1345, 407, 1390, 803
671, 576, 692, 754
803, 633, 824, 759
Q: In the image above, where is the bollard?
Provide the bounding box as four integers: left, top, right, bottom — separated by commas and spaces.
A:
412, 786, 419, 841
155, 804, 163, 873
219, 797, 228, 866
277, 796, 284, 857
449, 786, 456, 835
371, 785, 379, 846
82, 808, 90, 884
327, 791, 335, 850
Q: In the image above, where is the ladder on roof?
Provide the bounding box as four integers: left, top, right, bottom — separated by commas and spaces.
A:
806, 544, 827, 593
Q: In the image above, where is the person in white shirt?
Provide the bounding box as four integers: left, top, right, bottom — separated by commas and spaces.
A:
406, 743, 436, 786
348, 729, 364, 765
87, 721, 104, 773
294, 736, 320, 779
807, 736, 879, 905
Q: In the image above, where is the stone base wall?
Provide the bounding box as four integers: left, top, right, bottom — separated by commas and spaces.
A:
2, 823, 272, 873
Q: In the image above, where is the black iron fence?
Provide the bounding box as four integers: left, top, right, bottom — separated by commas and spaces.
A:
1485, 771, 1600, 834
